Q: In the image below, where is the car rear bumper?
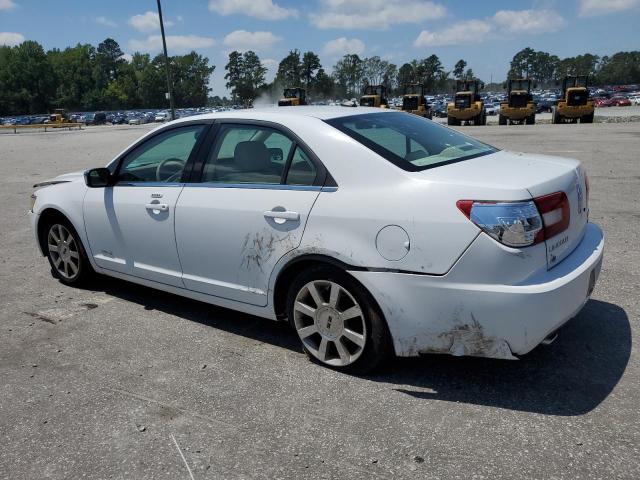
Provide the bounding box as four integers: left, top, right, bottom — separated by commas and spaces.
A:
350, 222, 604, 359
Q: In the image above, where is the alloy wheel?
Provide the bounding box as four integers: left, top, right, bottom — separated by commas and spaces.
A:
293, 280, 367, 367
47, 224, 80, 280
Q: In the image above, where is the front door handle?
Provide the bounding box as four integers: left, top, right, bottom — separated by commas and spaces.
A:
263, 210, 300, 224
145, 203, 169, 212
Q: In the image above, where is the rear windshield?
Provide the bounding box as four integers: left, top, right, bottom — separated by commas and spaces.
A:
325, 112, 498, 171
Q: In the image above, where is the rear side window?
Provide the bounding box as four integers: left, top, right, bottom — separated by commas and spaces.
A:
326, 112, 497, 171
286, 147, 317, 186
202, 125, 293, 184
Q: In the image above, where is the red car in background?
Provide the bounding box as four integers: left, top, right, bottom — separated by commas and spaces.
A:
610, 96, 632, 106
593, 96, 632, 107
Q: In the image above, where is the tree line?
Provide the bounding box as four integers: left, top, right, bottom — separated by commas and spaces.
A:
0, 38, 213, 116
2, 36, 639, 115
507, 47, 640, 86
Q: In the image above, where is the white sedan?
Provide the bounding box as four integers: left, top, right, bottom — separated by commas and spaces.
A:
30, 107, 604, 373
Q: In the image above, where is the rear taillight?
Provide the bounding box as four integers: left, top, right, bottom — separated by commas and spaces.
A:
457, 191, 570, 248
533, 191, 570, 241
456, 200, 542, 247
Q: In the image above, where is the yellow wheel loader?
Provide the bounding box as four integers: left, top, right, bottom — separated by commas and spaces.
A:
499, 79, 536, 125
400, 84, 432, 119
47, 108, 68, 124
552, 76, 594, 124
359, 85, 389, 108
447, 79, 486, 126
278, 88, 307, 107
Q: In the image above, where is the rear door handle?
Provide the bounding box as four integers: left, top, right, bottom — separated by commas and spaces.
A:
146, 203, 169, 212
263, 210, 300, 224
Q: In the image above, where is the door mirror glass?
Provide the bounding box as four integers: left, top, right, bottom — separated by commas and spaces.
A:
84, 168, 112, 188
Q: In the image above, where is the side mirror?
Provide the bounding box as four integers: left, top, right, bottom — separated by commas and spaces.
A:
481, 83, 485, 90
84, 167, 112, 188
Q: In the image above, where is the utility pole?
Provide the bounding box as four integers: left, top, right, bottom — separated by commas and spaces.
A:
157, 0, 175, 120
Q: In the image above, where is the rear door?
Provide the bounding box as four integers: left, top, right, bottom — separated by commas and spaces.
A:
175, 121, 326, 306
84, 123, 208, 286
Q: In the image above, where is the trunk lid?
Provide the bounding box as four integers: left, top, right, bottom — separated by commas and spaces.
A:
422, 150, 588, 268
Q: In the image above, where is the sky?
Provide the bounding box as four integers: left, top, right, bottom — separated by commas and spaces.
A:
1, 0, 639, 96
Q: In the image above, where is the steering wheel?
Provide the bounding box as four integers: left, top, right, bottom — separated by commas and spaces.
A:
156, 158, 185, 182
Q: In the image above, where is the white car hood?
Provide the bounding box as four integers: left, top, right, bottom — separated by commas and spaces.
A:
33, 170, 85, 188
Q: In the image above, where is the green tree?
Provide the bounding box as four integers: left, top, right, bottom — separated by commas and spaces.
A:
0, 40, 56, 115
224, 50, 266, 106
301, 51, 321, 90
332, 54, 363, 97
276, 49, 302, 87
453, 59, 467, 79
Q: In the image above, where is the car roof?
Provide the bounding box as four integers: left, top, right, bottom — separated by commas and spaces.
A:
171, 106, 396, 125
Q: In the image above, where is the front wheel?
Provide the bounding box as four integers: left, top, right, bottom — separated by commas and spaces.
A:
45, 220, 92, 286
286, 266, 392, 374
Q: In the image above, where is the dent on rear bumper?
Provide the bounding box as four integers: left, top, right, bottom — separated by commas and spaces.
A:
350, 223, 604, 359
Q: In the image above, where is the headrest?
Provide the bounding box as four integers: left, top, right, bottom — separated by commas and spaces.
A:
234, 141, 271, 172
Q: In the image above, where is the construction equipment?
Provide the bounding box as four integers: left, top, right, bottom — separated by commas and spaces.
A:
499, 79, 536, 125
278, 88, 307, 107
359, 85, 388, 108
447, 79, 485, 126
552, 76, 594, 124
400, 84, 432, 119
47, 109, 69, 124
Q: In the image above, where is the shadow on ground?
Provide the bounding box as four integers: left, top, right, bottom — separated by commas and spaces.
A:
85, 276, 630, 417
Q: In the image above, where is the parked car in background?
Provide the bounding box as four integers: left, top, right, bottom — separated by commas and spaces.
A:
609, 96, 631, 107
155, 111, 169, 122
29, 107, 603, 373
484, 103, 499, 116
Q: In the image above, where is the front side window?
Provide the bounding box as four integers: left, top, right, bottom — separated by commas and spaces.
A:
202, 125, 294, 184
326, 112, 497, 171
117, 125, 204, 183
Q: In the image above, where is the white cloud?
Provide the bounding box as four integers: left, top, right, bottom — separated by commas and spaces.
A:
209, 0, 298, 20
129, 35, 215, 53
222, 30, 281, 52
323, 37, 365, 57
413, 9, 565, 47
95, 16, 117, 28
261, 58, 277, 68
0, 31, 24, 46
414, 20, 491, 47
492, 9, 565, 34
579, 0, 640, 16
128, 11, 173, 33
310, 0, 446, 30
0, 0, 16, 11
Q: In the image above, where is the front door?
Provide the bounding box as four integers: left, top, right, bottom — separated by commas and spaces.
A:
175, 123, 323, 306
84, 124, 207, 287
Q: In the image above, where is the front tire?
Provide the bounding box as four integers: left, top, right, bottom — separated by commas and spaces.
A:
286, 266, 392, 374
44, 220, 92, 286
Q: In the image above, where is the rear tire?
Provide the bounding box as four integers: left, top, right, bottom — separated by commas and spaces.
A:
552, 107, 562, 124
526, 114, 535, 125
498, 114, 507, 125
44, 218, 93, 286
286, 265, 393, 374
581, 112, 594, 123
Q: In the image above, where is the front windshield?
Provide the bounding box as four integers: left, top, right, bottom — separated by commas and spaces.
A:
510, 80, 530, 91
326, 112, 498, 171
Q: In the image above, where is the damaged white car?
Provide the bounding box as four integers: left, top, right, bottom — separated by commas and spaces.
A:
30, 107, 604, 373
